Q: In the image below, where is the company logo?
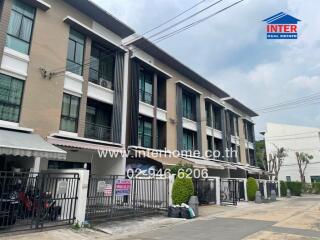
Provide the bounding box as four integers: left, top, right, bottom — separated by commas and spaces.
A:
263, 12, 301, 39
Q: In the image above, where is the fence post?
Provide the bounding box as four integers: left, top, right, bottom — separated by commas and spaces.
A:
74, 169, 89, 225
278, 180, 281, 198
168, 174, 175, 205
243, 178, 248, 201
263, 180, 267, 198
215, 177, 221, 205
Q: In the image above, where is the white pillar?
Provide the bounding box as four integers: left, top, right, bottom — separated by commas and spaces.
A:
243, 178, 248, 201
215, 177, 221, 205
74, 169, 90, 224
121, 51, 130, 145
278, 180, 281, 198
168, 174, 175, 205
263, 180, 267, 198
33, 157, 41, 172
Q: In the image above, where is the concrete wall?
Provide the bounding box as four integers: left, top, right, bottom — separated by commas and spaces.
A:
265, 122, 320, 183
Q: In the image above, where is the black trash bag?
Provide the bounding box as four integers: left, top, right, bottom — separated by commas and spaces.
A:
181, 207, 191, 219
168, 206, 181, 218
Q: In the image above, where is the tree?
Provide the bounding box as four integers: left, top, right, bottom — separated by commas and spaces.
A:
296, 152, 313, 183
268, 144, 288, 180
255, 140, 267, 170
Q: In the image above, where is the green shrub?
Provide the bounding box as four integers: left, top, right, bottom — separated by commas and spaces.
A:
312, 182, 320, 194
286, 181, 303, 196
280, 181, 287, 197
247, 177, 258, 201
172, 172, 194, 205
303, 183, 312, 194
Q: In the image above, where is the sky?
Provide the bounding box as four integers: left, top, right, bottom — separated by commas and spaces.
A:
93, 0, 320, 139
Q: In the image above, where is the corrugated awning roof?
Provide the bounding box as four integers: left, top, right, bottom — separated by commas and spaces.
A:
182, 157, 225, 170
0, 129, 66, 160
223, 98, 258, 117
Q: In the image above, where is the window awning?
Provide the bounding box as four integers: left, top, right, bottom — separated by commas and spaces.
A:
0, 129, 66, 160
182, 157, 225, 170
130, 149, 202, 168
47, 135, 125, 153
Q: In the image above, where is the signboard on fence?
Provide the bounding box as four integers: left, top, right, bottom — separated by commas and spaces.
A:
115, 179, 132, 196
104, 184, 113, 197
97, 181, 106, 193
56, 180, 68, 195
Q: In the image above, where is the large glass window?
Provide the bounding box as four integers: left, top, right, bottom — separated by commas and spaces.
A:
138, 116, 152, 148
213, 106, 222, 130
0, 73, 24, 123
89, 43, 115, 89
66, 29, 85, 76
139, 68, 153, 105
6, 0, 35, 54
183, 129, 195, 151
205, 102, 212, 127
60, 93, 80, 133
182, 92, 195, 120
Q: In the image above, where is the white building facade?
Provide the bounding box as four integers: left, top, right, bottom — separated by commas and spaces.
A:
264, 123, 320, 183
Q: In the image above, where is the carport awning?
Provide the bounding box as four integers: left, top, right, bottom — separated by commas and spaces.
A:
182, 157, 225, 170
0, 129, 66, 160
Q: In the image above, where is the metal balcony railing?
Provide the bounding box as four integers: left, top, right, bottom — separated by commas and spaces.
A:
85, 122, 112, 141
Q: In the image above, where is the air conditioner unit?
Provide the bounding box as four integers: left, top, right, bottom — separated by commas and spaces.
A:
100, 78, 112, 89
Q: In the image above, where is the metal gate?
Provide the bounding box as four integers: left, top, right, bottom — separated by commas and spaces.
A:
86, 175, 169, 220
0, 171, 79, 233
193, 178, 216, 204
258, 180, 265, 198
237, 180, 245, 201
266, 181, 278, 197
220, 179, 238, 205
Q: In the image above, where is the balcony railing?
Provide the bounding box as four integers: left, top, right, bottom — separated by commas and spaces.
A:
85, 122, 112, 142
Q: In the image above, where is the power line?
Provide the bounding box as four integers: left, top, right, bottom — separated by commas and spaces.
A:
153, 0, 245, 43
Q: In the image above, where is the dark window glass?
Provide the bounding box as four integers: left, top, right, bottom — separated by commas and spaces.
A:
213, 106, 222, 130
0, 73, 24, 122
60, 93, 80, 133
182, 92, 195, 120
6, 0, 35, 54
66, 29, 85, 75
205, 102, 212, 127
183, 129, 196, 151
89, 44, 115, 89
139, 68, 153, 105
138, 116, 153, 148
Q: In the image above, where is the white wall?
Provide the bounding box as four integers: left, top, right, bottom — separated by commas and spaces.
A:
265, 123, 320, 183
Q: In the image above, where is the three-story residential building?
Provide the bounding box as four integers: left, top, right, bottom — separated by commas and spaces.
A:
0, 0, 260, 178
0, 0, 133, 175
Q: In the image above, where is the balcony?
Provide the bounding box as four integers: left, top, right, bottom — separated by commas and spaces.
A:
84, 122, 111, 142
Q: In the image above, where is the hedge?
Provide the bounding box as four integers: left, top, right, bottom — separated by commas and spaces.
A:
286, 181, 303, 196
280, 181, 287, 197
172, 172, 194, 205
247, 177, 258, 201
312, 182, 320, 194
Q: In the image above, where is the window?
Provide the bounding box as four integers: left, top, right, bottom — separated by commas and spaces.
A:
0, 73, 24, 123
237, 146, 241, 162
183, 129, 196, 151
182, 92, 195, 120
89, 43, 115, 89
48, 160, 91, 171
66, 29, 85, 76
85, 99, 112, 141
205, 102, 212, 127
6, 0, 35, 54
139, 69, 153, 105
213, 106, 221, 130
60, 93, 80, 133
311, 176, 320, 183
138, 116, 152, 148
286, 176, 291, 182
229, 113, 235, 136
207, 135, 213, 158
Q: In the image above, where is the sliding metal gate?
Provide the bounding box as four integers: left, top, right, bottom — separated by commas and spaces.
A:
0, 171, 79, 233
193, 178, 216, 204
86, 175, 169, 220
220, 179, 238, 205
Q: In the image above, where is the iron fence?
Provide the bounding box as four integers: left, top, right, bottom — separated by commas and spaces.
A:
0, 171, 79, 233
220, 179, 238, 205
266, 181, 278, 198
86, 175, 169, 220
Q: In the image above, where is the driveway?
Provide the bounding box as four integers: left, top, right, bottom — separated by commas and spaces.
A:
1, 195, 320, 240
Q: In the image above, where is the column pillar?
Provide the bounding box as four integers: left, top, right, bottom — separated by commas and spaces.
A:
153, 73, 158, 148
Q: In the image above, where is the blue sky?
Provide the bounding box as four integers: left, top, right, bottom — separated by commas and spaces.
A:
93, 0, 320, 139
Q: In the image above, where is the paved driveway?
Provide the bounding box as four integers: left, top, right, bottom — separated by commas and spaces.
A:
1, 195, 320, 240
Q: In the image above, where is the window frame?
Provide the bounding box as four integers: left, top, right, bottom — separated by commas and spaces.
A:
6, 0, 36, 55
60, 93, 80, 133
66, 29, 85, 76
139, 68, 154, 105
89, 43, 115, 89
182, 129, 196, 151
138, 116, 153, 148
182, 92, 195, 121
0, 74, 24, 123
